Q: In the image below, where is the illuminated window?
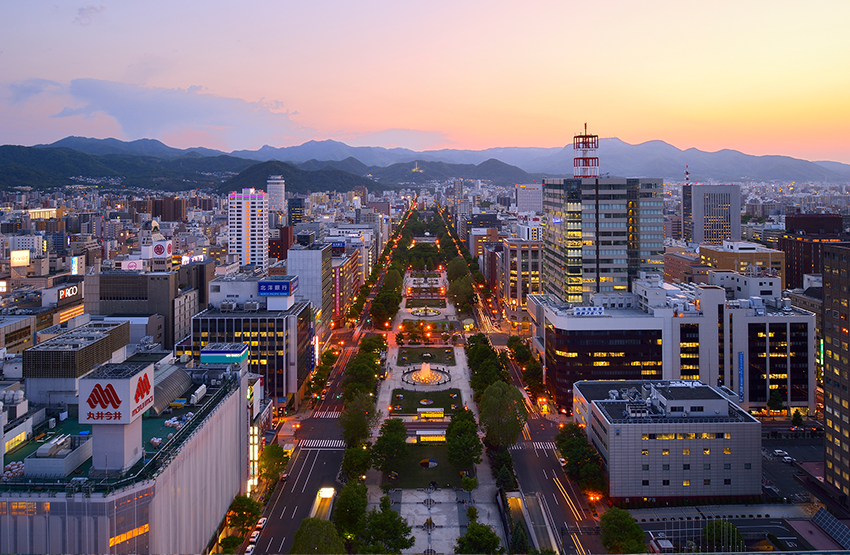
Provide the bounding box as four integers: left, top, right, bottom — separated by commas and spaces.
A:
662, 449, 669, 455
683, 448, 690, 455
683, 480, 690, 487
641, 449, 649, 456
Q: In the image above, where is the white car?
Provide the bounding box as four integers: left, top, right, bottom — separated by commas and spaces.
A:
255, 517, 267, 530
249, 531, 260, 544
773, 449, 789, 457
245, 546, 255, 554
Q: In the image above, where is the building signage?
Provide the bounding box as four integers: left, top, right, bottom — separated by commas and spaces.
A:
331, 241, 346, 248
59, 285, 79, 300
258, 276, 299, 297
70, 255, 83, 275
738, 351, 744, 401
80, 366, 154, 425
572, 306, 605, 317
10, 250, 29, 267
152, 241, 173, 258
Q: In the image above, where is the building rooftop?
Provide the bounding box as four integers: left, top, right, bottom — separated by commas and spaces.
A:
27, 321, 125, 352
85, 362, 149, 380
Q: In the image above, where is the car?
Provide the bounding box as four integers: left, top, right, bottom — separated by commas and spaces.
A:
249, 531, 260, 544
245, 545, 255, 554
783, 456, 794, 464
280, 473, 288, 482
255, 517, 267, 530
772, 449, 789, 457
559, 458, 567, 467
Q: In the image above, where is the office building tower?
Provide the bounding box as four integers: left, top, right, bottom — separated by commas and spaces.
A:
682, 184, 741, 245
779, 213, 847, 289
515, 182, 543, 213
500, 238, 543, 333
267, 175, 286, 213
287, 242, 333, 340
823, 243, 850, 505
699, 241, 785, 288
228, 188, 269, 270
288, 197, 305, 227
542, 178, 664, 304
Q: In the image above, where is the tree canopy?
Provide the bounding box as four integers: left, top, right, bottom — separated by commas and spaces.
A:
332, 481, 367, 542
339, 391, 380, 446
599, 507, 645, 554
258, 443, 289, 482
290, 517, 346, 554
226, 495, 262, 532
480, 381, 528, 449
372, 418, 409, 474
447, 410, 483, 470
359, 496, 415, 554
455, 507, 504, 554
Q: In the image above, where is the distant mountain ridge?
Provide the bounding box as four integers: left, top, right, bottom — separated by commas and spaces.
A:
31, 135, 850, 183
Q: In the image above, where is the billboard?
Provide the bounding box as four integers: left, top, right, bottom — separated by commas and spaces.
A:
152, 240, 173, 258
258, 276, 299, 297
80, 366, 154, 425
70, 255, 83, 275
10, 250, 30, 267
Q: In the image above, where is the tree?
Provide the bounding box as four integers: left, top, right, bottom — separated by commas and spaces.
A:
792, 409, 804, 427
480, 381, 528, 449
218, 536, 242, 554
447, 411, 483, 470
332, 481, 368, 542
372, 418, 409, 474
359, 496, 415, 554
578, 462, 607, 495
447, 257, 468, 282
258, 443, 289, 482
455, 520, 504, 554
339, 392, 380, 446
290, 517, 346, 554
767, 389, 785, 413
342, 443, 372, 482
702, 520, 745, 552
462, 476, 478, 493
510, 522, 530, 555
599, 507, 646, 554
506, 335, 523, 352
496, 465, 515, 490
384, 268, 403, 292
226, 495, 262, 531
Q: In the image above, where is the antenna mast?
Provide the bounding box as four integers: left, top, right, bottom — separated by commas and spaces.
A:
573, 123, 599, 178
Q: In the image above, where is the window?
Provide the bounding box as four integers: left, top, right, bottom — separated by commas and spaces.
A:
642, 480, 649, 486
683, 448, 690, 455
662, 464, 670, 471
704, 464, 711, 471
683, 480, 691, 486
670, 406, 684, 412
704, 448, 711, 455
663, 479, 670, 486
724, 447, 731, 455
683, 464, 690, 470
662, 449, 670, 455
724, 479, 731, 485
691, 406, 704, 412
704, 479, 711, 486
724, 463, 731, 470
744, 463, 752, 470
641, 449, 649, 456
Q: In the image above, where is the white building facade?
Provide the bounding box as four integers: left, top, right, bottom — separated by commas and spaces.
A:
228, 188, 269, 270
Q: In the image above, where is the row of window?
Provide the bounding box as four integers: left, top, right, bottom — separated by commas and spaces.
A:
642, 447, 733, 455
643, 463, 736, 471
643, 479, 733, 486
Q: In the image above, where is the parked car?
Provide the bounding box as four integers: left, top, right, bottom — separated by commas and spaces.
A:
245, 545, 255, 554
255, 517, 267, 530
773, 449, 788, 457
249, 531, 260, 544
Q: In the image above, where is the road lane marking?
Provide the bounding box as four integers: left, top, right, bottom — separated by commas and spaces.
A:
302, 452, 320, 492
266, 536, 274, 551
552, 492, 559, 505
279, 506, 287, 520
571, 532, 587, 555
291, 449, 316, 487
278, 537, 286, 552
553, 477, 582, 521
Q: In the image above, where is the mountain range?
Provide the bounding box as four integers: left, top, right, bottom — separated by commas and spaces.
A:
35, 136, 850, 184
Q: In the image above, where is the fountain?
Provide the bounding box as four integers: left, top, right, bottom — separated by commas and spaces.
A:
405, 361, 450, 386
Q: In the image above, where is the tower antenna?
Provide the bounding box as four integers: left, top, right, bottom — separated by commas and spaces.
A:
573, 123, 599, 178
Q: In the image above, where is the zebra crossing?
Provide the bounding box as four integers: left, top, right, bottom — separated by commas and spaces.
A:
313, 410, 341, 419
509, 441, 557, 451
300, 439, 346, 449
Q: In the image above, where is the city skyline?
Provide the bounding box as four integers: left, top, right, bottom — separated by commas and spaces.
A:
2, 2, 850, 163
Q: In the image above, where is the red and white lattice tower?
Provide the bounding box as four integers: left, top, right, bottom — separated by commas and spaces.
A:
573, 123, 599, 179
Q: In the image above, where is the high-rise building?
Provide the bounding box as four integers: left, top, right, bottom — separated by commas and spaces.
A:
228, 188, 269, 270
515, 183, 543, 213
699, 241, 785, 289
542, 178, 664, 304
823, 243, 850, 505
779, 214, 848, 289
288, 197, 305, 227
267, 175, 286, 213
682, 184, 741, 245
287, 242, 333, 340
500, 238, 543, 333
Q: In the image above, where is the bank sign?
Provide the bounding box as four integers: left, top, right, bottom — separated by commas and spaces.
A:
79, 367, 154, 425
258, 276, 299, 297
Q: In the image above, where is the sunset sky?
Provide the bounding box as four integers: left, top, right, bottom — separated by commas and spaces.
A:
2, 1, 850, 162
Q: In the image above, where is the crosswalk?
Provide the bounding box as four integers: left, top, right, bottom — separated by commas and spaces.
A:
313, 410, 341, 419
300, 439, 346, 449
509, 441, 557, 451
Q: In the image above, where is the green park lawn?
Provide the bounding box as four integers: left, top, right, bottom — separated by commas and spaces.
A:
388, 388, 464, 415
397, 346, 456, 366
382, 444, 465, 489
406, 298, 447, 308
